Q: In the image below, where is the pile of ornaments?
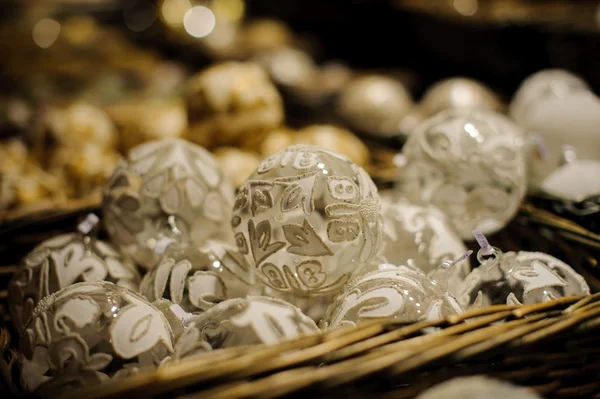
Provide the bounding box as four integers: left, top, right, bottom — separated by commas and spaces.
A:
8, 71, 594, 396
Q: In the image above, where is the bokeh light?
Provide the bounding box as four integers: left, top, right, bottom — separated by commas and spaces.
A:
161, 0, 192, 27
124, 2, 157, 32
32, 18, 61, 49
211, 0, 245, 22
183, 6, 216, 38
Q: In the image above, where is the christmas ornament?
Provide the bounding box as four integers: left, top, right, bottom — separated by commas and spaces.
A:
419, 78, 503, 118
9, 215, 140, 333
457, 231, 590, 309
261, 285, 334, 323
511, 87, 600, 186
321, 266, 463, 329
19, 282, 175, 395
397, 109, 527, 239
231, 144, 382, 298
510, 69, 590, 126
293, 125, 370, 166
416, 376, 542, 399
541, 159, 600, 202
213, 147, 262, 188
378, 197, 470, 290
185, 62, 284, 148
44, 102, 117, 149
102, 138, 235, 269
140, 239, 259, 313
336, 74, 414, 138
185, 296, 319, 348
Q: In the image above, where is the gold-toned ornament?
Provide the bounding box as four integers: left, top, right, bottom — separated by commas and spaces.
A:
294, 125, 370, 166
185, 62, 284, 148
213, 147, 261, 188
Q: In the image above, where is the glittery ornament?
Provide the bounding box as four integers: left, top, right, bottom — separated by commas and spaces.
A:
458, 241, 589, 309
231, 144, 382, 298
19, 282, 175, 395
9, 218, 140, 333
397, 109, 527, 239
185, 62, 284, 148
102, 138, 235, 269
140, 240, 260, 313
185, 296, 319, 348
378, 197, 470, 290
336, 74, 414, 138
416, 376, 542, 399
321, 266, 463, 329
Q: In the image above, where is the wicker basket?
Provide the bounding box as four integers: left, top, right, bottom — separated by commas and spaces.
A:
1, 200, 599, 398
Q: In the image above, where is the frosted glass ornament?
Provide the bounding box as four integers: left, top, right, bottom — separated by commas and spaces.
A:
458, 248, 590, 309
140, 240, 260, 313
231, 144, 383, 298
541, 159, 600, 202
186, 296, 319, 348
9, 231, 140, 334
19, 282, 175, 395
102, 138, 235, 269
320, 266, 463, 329
378, 198, 470, 290
397, 109, 527, 240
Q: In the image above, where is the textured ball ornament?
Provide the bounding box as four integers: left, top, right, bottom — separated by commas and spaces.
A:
336, 74, 414, 138
379, 198, 470, 290
19, 282, 175, 395
457, 248, 590, 309
140, 240, 260, 313
185, 62, 284, 148
231, 144, 382, 298
397, 109, 527, 239
102, 138, 235, 268
321, 266, 463, 329
186, 296, 319, 348
9, 232, 140, 333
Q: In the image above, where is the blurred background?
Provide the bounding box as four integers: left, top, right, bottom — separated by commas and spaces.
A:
1, 0, 600, 224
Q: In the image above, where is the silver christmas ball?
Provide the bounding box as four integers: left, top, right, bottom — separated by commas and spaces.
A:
102, 138, 235, 269
336, 74, 414, 138
396, 109, 527, 239
186, 296, 319, 348
19, 282, 175, 395
231, 144, 383, 298
140, 240, 261, 313
420, 78, 503, 118
9, 233, 140, 334
321, 266, 463, 329
378, 198, 470, 291
458, 249, 590, 309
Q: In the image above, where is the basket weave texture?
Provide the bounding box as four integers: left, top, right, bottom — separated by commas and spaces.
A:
0, 201, 599, 399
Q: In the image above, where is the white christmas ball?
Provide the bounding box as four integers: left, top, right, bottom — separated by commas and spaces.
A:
9, 233, 140, 334
19, 282, 175, 395
516, 90, 600, 186
416, 376, 542, 399
321, 266, 463, 329
231, 144, 383, 298
140, 240, 261, 313
186, 296, 319, 348
397, 109, 527, 240
509, 69, 590, 126
378, 197, 470, 290
458, 249, 590, 309
103, 138, 235, 269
